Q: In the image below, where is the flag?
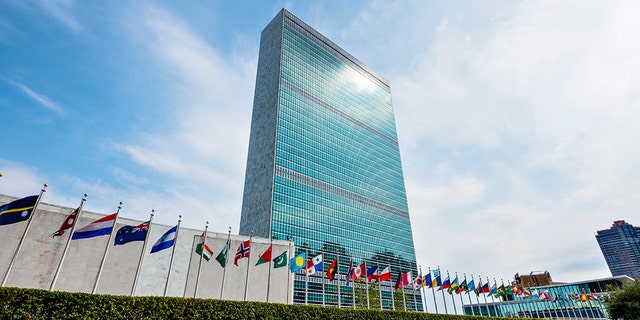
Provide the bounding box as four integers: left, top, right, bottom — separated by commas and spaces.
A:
346, 262, 355, 284
327, 258, 338, 281
432, 269, 442, 288
306, 254, 322, 276
72, 213, 116, 240
394, 271, 411, 290
448, 277, 459, 294
195, 233, 213, 261
114, 221, 149, 245
481, 282, 490, 293
413, 275, 424, 290
468, 279, 476, 293
290, 252, 306, 272
0, 195, 38, 226
495, 284, 506, 297
440, 277, 451, 290
215, 240, 229, 267
52, 207, 79, 237
366, 265, 378, 282
424, 272, 432, 288
377, 266, 391, 282
234, 240, 250, 266
150, 225, 178, 253
273, 251, 287, 268
455, 279, 468, 294
347, 263, 364, 282
255, 245, 273, 266
488, 283, 498, 296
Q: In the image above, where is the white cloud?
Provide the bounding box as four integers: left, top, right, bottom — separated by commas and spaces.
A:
34, 0, 83, 33
7, 80, 66, 116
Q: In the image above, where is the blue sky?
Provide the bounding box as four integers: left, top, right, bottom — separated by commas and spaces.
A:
2, 0, 640, 303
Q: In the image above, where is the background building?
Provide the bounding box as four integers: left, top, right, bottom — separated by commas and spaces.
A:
463, 276, 633, 319
514, 271, 554, 287
596, 220, 640, 279
240, 9, 420, 309
0, 193, 293, 302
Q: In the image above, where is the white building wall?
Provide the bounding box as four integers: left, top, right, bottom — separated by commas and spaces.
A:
0, 194, 293, 302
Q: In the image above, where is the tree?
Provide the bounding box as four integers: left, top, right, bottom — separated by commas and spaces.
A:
607, 280, 640, 319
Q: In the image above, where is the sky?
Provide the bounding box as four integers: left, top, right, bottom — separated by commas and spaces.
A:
1, 0, 640, 305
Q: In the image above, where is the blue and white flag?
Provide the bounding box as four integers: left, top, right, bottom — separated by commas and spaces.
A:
0, 195, 38, 226
150, 225, 178, 253
72, 213, 116, 240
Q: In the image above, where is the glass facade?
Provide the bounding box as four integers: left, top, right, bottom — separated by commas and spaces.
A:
596, 220, 640, 279
463, 277, 632, 319
240, 9, 420, 310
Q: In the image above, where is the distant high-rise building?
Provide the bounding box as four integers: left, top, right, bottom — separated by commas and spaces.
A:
240, 9, 420, 309
596, 220, 640, 279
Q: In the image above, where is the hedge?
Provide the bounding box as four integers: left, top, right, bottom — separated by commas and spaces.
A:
0, 287, 509, 320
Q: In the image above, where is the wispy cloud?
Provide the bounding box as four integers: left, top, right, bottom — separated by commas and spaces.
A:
34, 0, 83, 33
8, 80, 66, 116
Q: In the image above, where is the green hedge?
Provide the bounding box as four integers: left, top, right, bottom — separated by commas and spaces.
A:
0, 287, 507, 320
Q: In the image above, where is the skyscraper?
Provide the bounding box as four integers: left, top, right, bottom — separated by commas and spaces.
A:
596, 220, 640, 279
240, 9, 420, 309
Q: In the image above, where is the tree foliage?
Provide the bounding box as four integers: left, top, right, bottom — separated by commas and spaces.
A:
607, 280, 640, 320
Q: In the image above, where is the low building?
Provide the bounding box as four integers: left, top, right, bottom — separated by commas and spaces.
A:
0, 194, 293, 302
462, 276, 634, 319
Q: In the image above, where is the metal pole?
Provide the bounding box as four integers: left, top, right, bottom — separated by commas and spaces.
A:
50, 194, 87, 290
220, 226, 231, 300
131, 210, 154, 295
390, 262, 395, 311
364, 257, 370, 309
243, 230, 253, 301
2, 184, 47, 287
266, 235, 273, 302
163, 215, 181, 296
466, 273, 475, 316
399, 261, 406, 311
440, 267, 449, 314
376, 257, 383, 310
194, 222, 209, 297
304, 242, 309, 305
321, 247, 325, 306
448, 271, 457, 314
429, 267, 439, 314
92, 201, 122, 294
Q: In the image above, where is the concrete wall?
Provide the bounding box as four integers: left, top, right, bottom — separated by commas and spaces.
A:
0, 194, 293, 302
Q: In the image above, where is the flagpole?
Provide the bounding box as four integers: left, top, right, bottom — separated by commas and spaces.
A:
266, 234, 273, 302
364, 257, 370, 309
336, 248, 341, 308
132, 210, 154, 296
2, 183, 47, 287
412, 272, 418, 311
243, 230, 253, 301
438, 266, 448, 314
321, 246, 325, 306
183, 232, 196, 298
419, 265, 428, 313
376, 257, 382, 310
286, 236, 292, 304
448, 270, 457, 314
467, 273, 476, 316
194, 221, 208, 298
220, 226, 231, 300
456, 272, 464, 314
92, 201, 122, 294
163, 215, 181, 297
304, 242, 309, 305
429, 267, 438, 314
481, 276, 489, 315
473, 275, 481, 315
389, 261, 395, 311
350, 254, 356, 309
50, 193, 87, 290
463, 273, 473, 316
399, 260, 406, 311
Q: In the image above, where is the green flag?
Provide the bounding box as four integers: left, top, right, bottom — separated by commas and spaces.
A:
273, 251, 287, 268
215, 240, 229, 268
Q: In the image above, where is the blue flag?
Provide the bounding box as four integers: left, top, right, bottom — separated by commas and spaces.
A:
151, 225, 177, 253
0, 195, 38, 226
114, 221, 150, 245
289, 252, 306, 272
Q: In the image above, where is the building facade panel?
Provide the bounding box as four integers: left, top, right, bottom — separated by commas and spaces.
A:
596, 220, 640, 279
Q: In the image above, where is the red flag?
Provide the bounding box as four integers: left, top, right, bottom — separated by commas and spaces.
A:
394, 272, 411, 289
52, 207, 79, 237
234, 240, 250, 266
377, 266, 391, 282
327, 258, 338, 281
